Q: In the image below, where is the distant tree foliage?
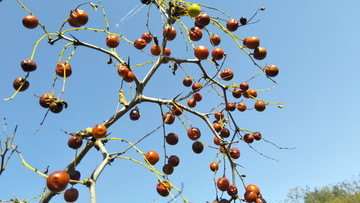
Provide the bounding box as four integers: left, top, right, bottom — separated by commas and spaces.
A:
286, 176, 360, 203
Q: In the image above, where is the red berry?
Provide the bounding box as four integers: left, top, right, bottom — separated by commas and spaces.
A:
55, 62, 72, 78
188, 27, 202, 41
210, 34, 221, 46
253, 47, 267, 60
187, 127, 201, 140
193, 92, 202, 102
194, 45, 209, 60
141, 32, 152, 44
134, 38, 147, 49
46, 171, 70, 192
22, 15, 38, 29
92, 124, 107, 138
212, 48, 225, 60
13, 77, 29, 92
21, 59, 37, 72
163, 25, 176, 41
106, 35, 119, 48
145, 150, 159, 165
220, 69, 233, 81
217, 177, 230, 191
254, 100, 266, 112
226, 19, 238, 32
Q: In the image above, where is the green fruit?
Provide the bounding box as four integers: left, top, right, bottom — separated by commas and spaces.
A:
188, 4, 201, 17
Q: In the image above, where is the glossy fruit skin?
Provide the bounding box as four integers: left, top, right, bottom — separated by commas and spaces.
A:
240, 82, 249, 91
92, 124, 107, 138
226, 102, 236, 111
195, 13, 210, 27
163, 26, 176, 41
210, 162, 219, 172
256, 197, 267, 203
213, 136, 220, 145
255, 100, 266, 112
187, 127, 201, 140
237, 102, 247, 112
220, 128, 230, 138
192, 82, 201, 92
253, 131, 262, 140
213, 123, 222, 133
39, 93, 54, 108
187, 98, 196, 108
226, 19, 239, 32
220, 69, 233, 81
123, 71, 135, 83
171, 106, 183, 116
253, 47, 267, 60
55, 62, 72, 78
117, 65, 129, 78
68, 170, 81, 185
214, 111, 224, 120
227, 184, 238, 196
166, 133, 179, 145
22, 15, 38, 29
246, 184, 260, 195
162, 164, 174, 175
217, 177, 230, 191
168, 155, 179, 167
244, 133, 254, 143
240, 16, 247, 25
46, 171, 70, 192
219, 145, 228, 153
183, 78, 192, 87
189, 27, 202, 41
163, 47, 171, 63
69, 9, 88, 27
13, 77, 29, 91
193, 92, 202, 102
21, 59, 37, 72
151, 45, 161, 56
130, 108, 140, 120
194, 20, 205, 29
64, 188, 79, 202
134, 38, 147, 49
106, 35, 120, 48
212, 48, 225, 60
156, 181, 171, 197
163, 112, 175, 124
244, 190, 258, 202
194, 45, 209, 60
210, 34, 221, 46
192, 141, 204, 154
243, 89, 257, 99
230, 147, 240, 159
244, 37, 260, 49
145, 150, 159, 165
188, 4, 201, 17
164, 47, 171, 56
49, 102, 63, 113
141, 32, 152, 44
232, 89, 242, 98
265, 65, 279, 77
68, 136, 83, 149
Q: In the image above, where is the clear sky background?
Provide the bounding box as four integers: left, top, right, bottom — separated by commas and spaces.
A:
1, 0, 360, 202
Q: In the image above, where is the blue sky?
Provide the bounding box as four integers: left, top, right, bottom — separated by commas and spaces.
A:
1, 0, 360, 202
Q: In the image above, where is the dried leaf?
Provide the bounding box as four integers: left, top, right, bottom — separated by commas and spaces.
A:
119, 89, 128, 107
